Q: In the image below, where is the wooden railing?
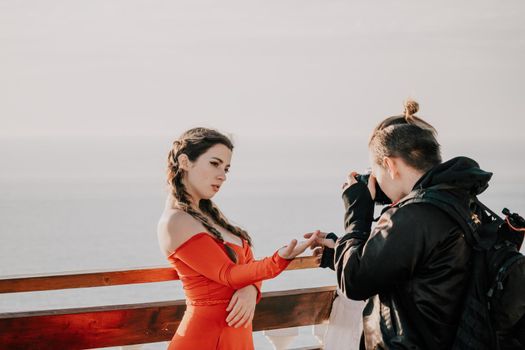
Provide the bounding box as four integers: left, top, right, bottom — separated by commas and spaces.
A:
0, 256, 336, 350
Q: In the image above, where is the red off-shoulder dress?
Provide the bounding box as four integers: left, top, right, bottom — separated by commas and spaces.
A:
166, 232, 291, 350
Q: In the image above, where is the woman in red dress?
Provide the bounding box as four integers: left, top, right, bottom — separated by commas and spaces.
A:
157, 127, 317, 350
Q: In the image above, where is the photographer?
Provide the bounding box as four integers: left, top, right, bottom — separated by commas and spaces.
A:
308, 100, 493, 349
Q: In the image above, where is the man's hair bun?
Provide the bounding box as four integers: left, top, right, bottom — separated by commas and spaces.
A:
404, 99, 419, 119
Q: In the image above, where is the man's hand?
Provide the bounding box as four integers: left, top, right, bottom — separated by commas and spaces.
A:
226, 285, 258, 328
366, 172, 377, 200
304, 230, 335, 249
342, 171, 377, 200
342, 171, 359, 192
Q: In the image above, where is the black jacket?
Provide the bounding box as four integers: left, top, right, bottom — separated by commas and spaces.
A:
321, 157, 493, 350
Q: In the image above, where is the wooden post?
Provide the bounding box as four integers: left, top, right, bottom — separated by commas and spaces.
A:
119, 345, 144, 350
264, 327, 299, 350
312, 324, 328, 346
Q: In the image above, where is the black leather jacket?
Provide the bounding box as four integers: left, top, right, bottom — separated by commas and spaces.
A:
321, 157, 493, 349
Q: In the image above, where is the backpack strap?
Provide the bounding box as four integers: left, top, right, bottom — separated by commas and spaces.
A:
393, 185, 484, 350
474, 197, 502, 221
397, 185, 482, 245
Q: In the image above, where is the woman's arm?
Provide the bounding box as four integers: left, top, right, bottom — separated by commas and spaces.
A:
175, 233, 317, 289
225, 245, 262, 328
225, 285, 258, 328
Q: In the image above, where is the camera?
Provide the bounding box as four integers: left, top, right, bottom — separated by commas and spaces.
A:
354, 173, 392, 205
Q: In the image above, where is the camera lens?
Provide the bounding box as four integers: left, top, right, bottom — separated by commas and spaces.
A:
355, 173, 370, 184
353, 172, 391, 205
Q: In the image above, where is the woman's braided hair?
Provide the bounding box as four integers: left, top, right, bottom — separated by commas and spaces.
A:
166, 127, 252, 262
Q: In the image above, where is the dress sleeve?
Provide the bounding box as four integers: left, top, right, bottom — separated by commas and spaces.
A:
245, 244, 263, 303
174, 233, 291, 290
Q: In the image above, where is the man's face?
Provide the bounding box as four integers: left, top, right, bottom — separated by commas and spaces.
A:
369, 151, 403, 203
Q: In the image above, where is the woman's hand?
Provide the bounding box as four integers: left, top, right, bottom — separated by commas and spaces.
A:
278, 232, 318, 259
304, 230, 335, 249
226, 285, 258, 328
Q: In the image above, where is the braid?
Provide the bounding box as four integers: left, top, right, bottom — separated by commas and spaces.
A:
200, 200, 253, 246
171, 173, 238, 262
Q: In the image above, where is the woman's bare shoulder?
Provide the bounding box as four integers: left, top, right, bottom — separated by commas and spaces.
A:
157, 209, 208, 257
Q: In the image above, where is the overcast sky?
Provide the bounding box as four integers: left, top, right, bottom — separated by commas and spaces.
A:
1, 0, 524, 194
1, 0, 524, 138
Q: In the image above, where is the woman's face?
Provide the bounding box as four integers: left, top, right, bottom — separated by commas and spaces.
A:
183, 143, 232, 203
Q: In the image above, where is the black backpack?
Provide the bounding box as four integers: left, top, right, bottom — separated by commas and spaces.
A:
397, 186, 525, 350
